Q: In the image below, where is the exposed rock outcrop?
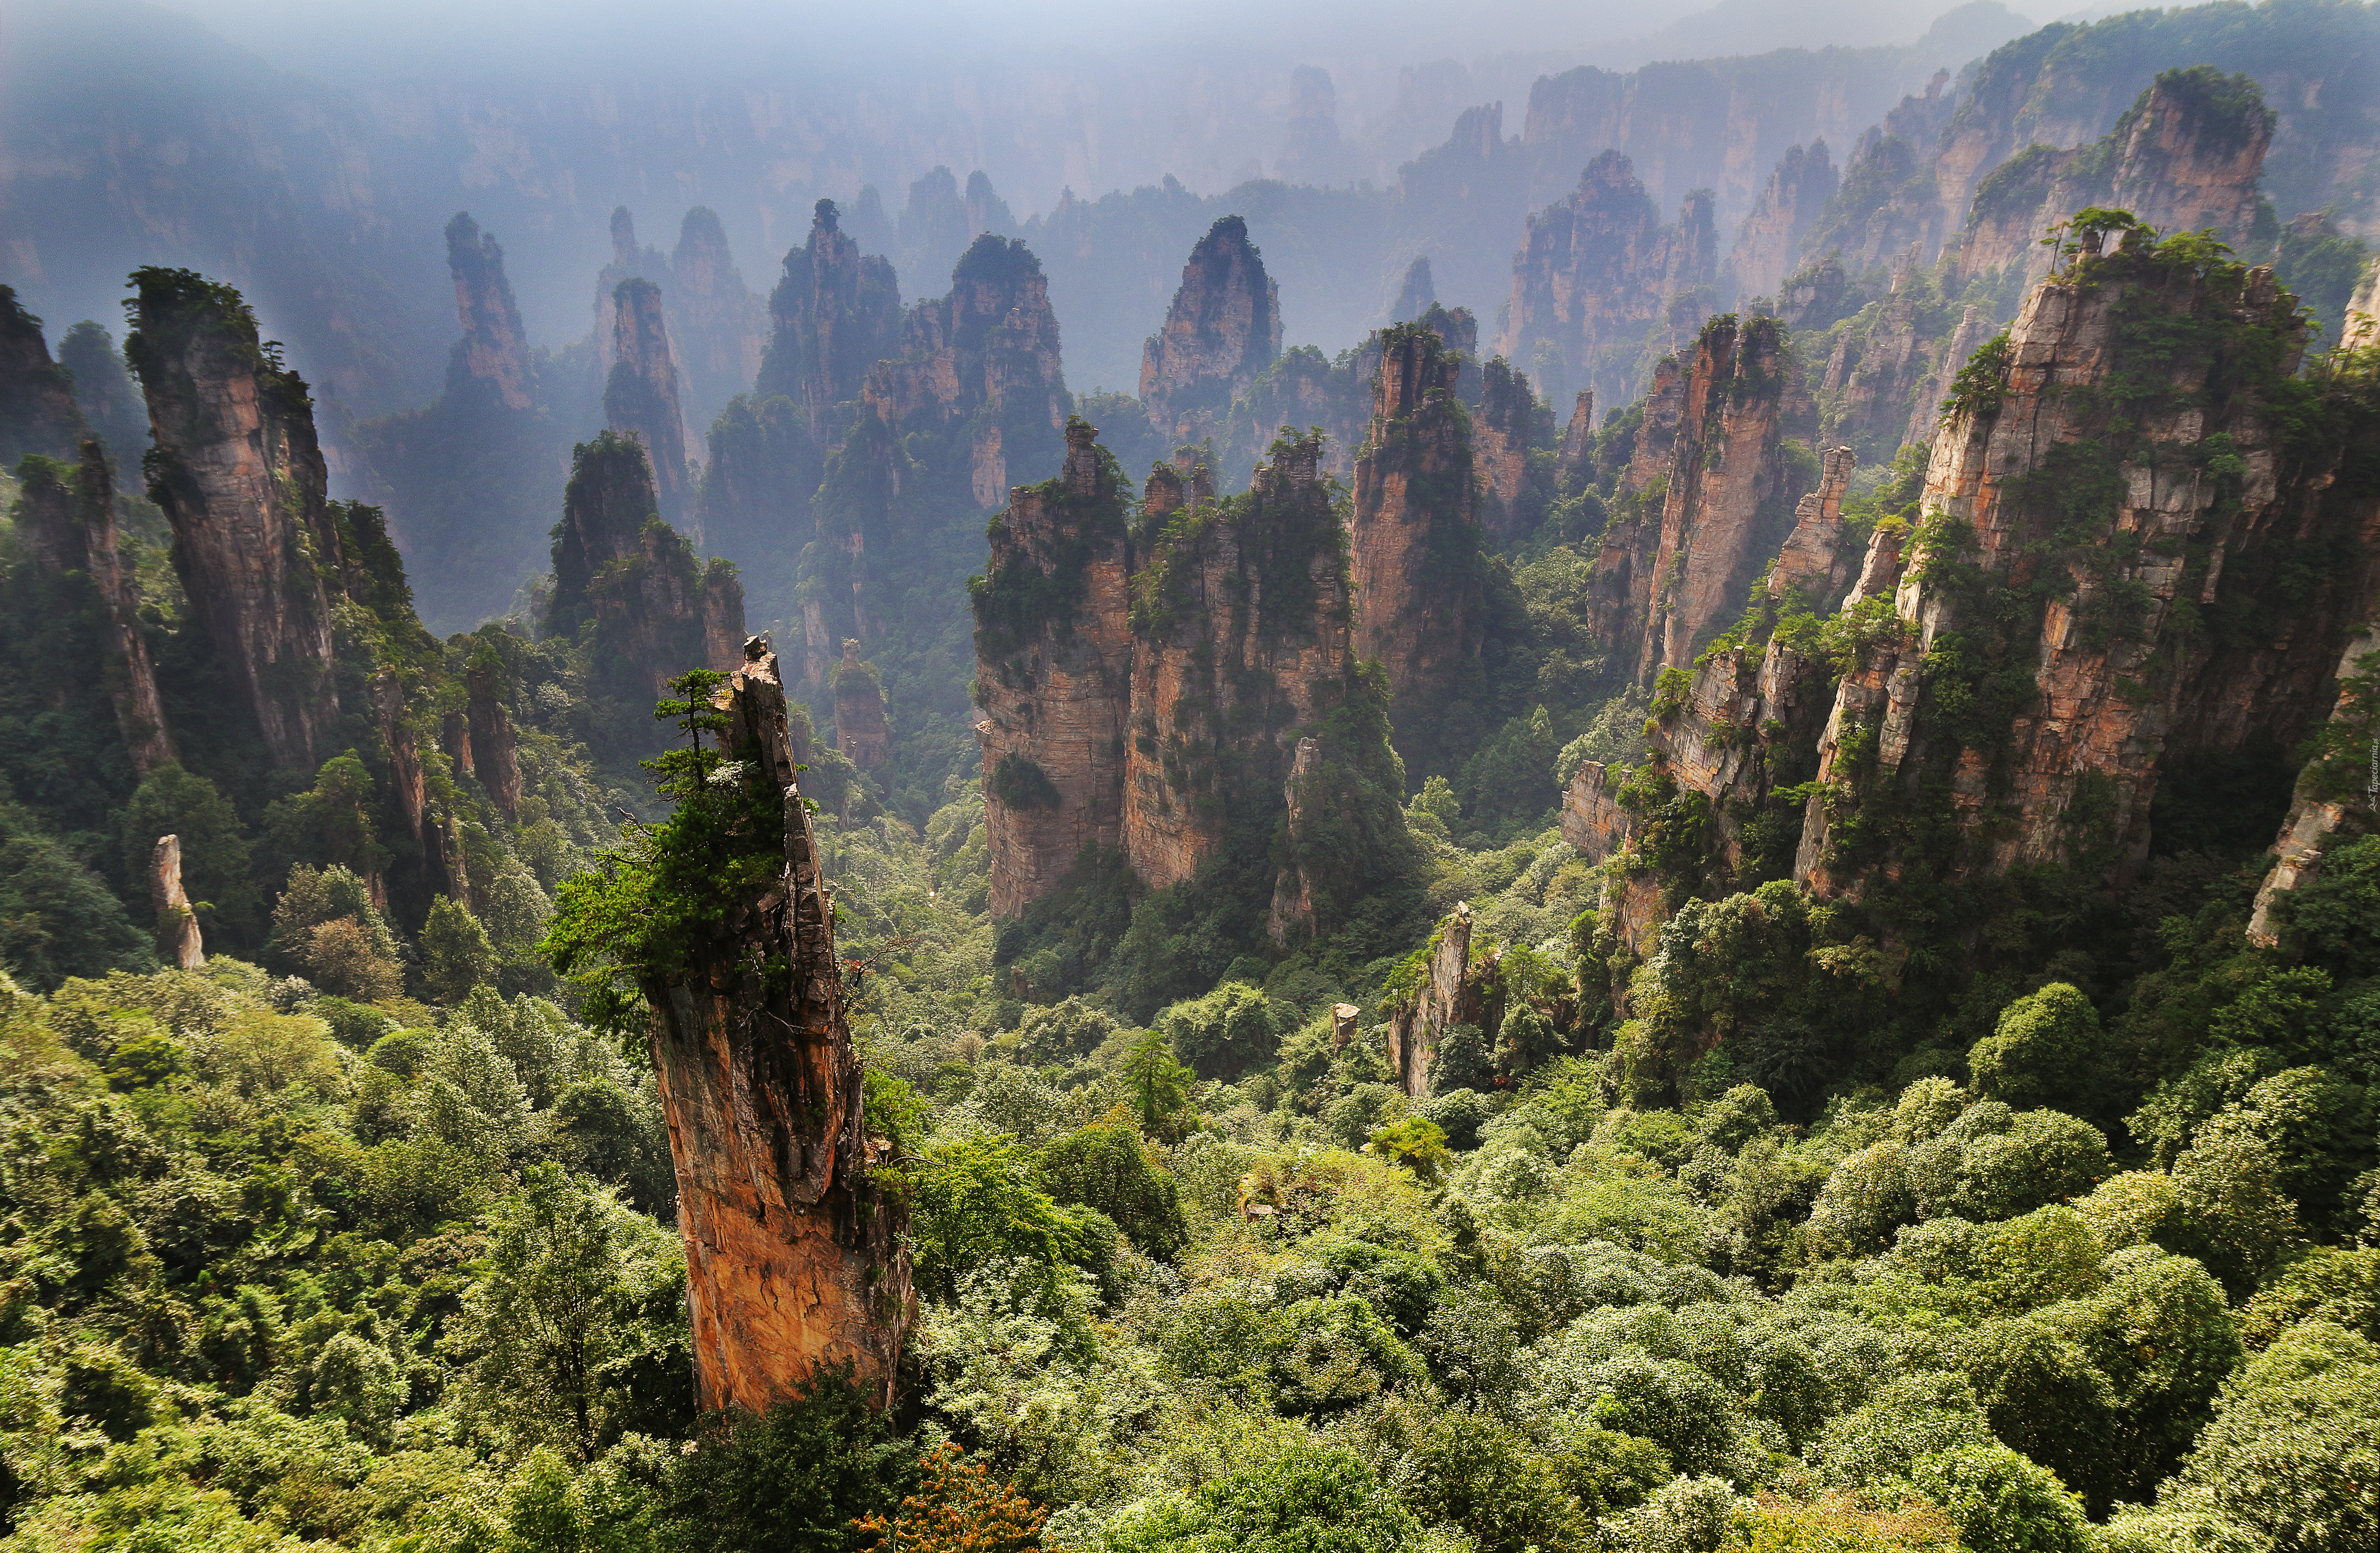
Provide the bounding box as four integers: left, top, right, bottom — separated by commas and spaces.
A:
973, 421, 1133, 916
755, 199, 904, 438
2247, 621, 2380, 944
647, 645, 912, 1413
11, 444, 175, 773
604, 278, 694, 520
832, 641, 890, 771
1956, 69, 2274, 285
1499, 152, 1717, 409
150, 835, 204, 970
1795, 239, 2380, 898
1590, 314, 1815, 689
801, 235, 1068, 687
975, 425, 1414, 931
465, 655, 523, 821
1349, 323, 1485, 708
1558, 390, 1597, 479
0, 286, 86, 467
1473, 357, 1551, 541
1729, 142, 1839, 304
128, 267, 343, 770
1141, 217, 1283, 446
443, 212, 534, 412
1384, 902, 1499, 1098
545, 430, 745, 700
669, 207, 765, 428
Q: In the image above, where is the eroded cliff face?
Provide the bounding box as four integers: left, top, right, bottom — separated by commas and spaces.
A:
756, 199, 904, 438
0, 286, 86, 468
974, 425, 1412, 936
1140, 216, 1284, 446
128, 268, 342, 770
604, 278, 694, 520
1473, 357, 1551, 541
1126, 436, 1360, 891
647, 646, 912, 1413
1384, 902, 1499, 1098
11, 445, 175, 776
973, 420, 1133, 916
546, 430, 744, 702
832, 641, 891, 771
802, 234, 1068, 688
1499, 151, 1717, 409
1636, 315, 1816, 678
150, 835, 204, 971
443, 213, 534, 412
1350, 324, 1484, 708
669, 206, 765, 428
1795, 239, 2380, 901
1956, 69, 2274, 285
1729, 141, 1839, 305
1584, 316, 1813, 691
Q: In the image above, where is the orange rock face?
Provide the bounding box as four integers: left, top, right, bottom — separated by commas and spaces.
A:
647, 648, 912, 1414
975, 425, 1401, 930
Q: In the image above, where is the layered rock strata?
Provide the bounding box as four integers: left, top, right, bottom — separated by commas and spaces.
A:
1141, 216, 1283, 446
128, 268, 343, 770
646, 644, 912, 1413
1472, 357, 1551, 540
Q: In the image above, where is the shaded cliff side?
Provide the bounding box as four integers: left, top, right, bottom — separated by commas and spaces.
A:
1500, 151, 1718, 412
641, 646, 912, 1412
1140, 216, 1283, 447
355, 213, 567, 632
604, 279, 694, 523
0, 285, 86, 468
1349, 322, 1488, 715
974, 423, 1419, 972
702, 199, 904, 577
973, 421, 1134, 918
1729, 142, 1840, 305
127, 267, 342, 771
795, 235, 1070, 818
546, 431, 745, 735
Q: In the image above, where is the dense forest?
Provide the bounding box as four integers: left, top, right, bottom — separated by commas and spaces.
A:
1, 0, 2379, 1548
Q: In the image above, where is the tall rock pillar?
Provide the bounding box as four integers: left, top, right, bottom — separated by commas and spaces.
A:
647, 645, 911, 1411
128, 268, 342, 770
